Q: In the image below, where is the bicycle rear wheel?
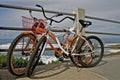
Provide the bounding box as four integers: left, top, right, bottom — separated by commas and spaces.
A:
78, 36, 104, 67
7, 33, 37, 76
26, 36, 47, 77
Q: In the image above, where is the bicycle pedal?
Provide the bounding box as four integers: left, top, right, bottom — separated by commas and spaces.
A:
63, 58, 70, 62
72, 54, 81, 57
63, 54, 69, 59
58, 56, 64, 61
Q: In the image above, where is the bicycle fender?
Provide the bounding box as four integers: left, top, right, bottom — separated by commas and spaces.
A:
22, 32, 38, 39
22, 31, 33, 35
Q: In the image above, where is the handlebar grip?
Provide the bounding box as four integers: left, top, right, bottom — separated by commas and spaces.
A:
36, 4, 50, 20
36, 4, 42, 7
56, 13, 63, 17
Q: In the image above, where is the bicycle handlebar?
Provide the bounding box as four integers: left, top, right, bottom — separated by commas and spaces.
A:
36, 4, 74, 23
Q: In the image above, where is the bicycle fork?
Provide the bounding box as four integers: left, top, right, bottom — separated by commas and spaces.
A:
39, 35, 48, 57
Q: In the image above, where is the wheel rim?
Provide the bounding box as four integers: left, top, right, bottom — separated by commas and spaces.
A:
10, 35, 36, 75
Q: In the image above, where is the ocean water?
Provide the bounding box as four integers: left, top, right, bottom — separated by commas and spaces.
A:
0, 39, 13, 45
0, 38, 58, 64
0, 37, 120, 63
101, 37, 120, 54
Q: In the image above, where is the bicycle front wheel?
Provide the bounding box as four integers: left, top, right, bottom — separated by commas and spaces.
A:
69, 36, 84, 67
79, 36, 104, 67
7, 33, 37, 76
26, 36, 47, 77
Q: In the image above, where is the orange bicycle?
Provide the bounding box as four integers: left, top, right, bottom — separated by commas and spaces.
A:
7, 5, 75, 76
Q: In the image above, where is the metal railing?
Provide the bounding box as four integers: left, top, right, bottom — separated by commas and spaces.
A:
0, 4, 120, 52
0, 4, 120, 24
0, 26, 120, 36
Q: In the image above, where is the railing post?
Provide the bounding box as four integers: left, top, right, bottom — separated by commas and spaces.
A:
73, 8, 85, 35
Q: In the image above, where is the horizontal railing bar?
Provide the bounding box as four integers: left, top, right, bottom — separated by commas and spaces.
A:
0, 26, 65, 32
0, 46, 118, 52
0, 26, 120, 36
0, 27, 32, 31
0, 4, 120, 24
0, 49, 8, 52
86, 31, 120, 36
86, 16, 120, 24
0, 48, 55, 52
0, 4, 75, 16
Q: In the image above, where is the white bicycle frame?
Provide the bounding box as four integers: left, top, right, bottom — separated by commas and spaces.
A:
40, 26, 93, 57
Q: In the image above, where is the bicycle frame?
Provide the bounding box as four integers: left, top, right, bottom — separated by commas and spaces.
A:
22, 24, 93, 57
40, 26, 93, 57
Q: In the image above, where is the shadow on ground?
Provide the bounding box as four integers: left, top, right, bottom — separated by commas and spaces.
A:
0, 60, 108, 80
24, 63, 78, 79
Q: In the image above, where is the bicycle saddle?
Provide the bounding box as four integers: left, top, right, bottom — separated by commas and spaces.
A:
79, 19, 92, 28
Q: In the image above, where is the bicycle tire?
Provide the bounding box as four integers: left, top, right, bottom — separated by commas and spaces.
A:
26, 36, 47, 77
78, 36, 104, 67
69, 37, 85, 67
7, 33, 37, 76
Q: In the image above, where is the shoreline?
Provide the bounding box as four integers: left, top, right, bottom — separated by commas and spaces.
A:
104, 52, 120, 57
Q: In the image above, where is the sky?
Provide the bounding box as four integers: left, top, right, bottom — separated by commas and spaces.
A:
0, 0, 120, 39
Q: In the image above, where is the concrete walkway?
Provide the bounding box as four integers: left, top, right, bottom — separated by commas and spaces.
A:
88, 55, 120, 80
0, 62, 107, 80
3, 55, 120, 80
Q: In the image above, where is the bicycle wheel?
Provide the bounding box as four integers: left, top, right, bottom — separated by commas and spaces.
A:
7, 33, 37, 76
78, 36, 104, 67
69, 37, 84, 67
26, 36, 47, 77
